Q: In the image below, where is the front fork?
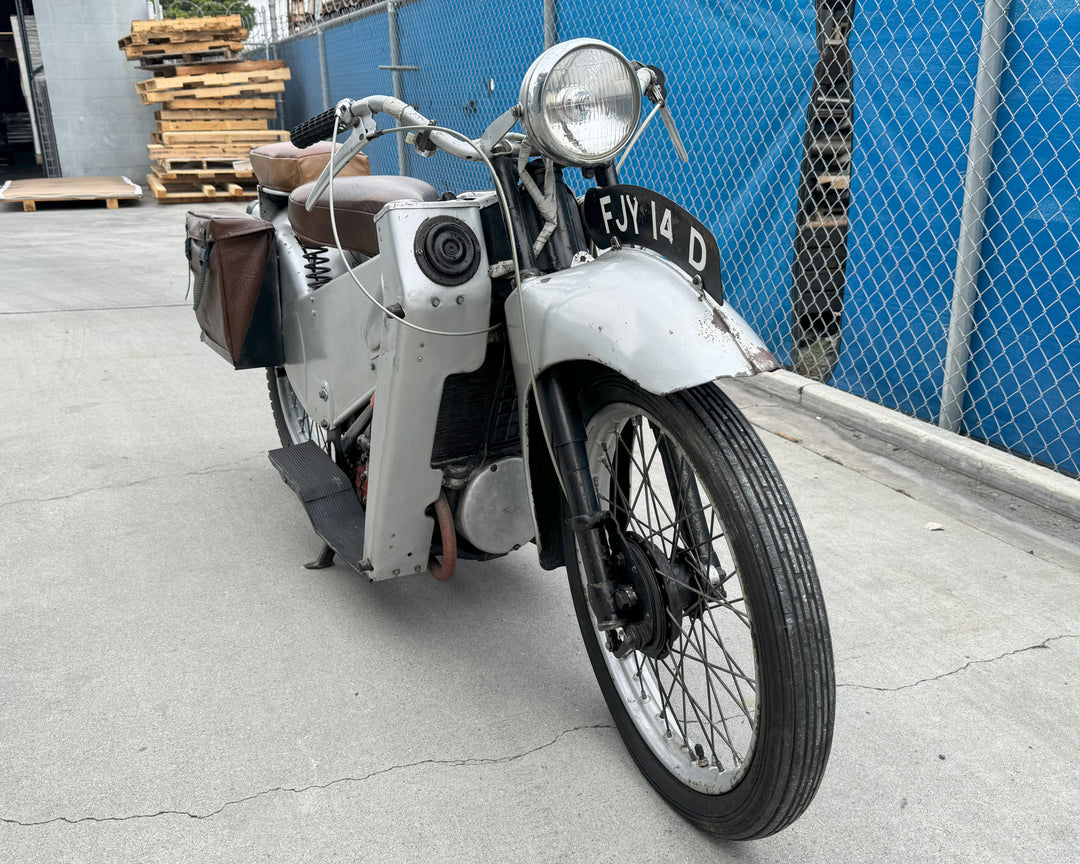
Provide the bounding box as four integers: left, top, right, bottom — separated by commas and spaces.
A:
534, 369, 626, 634
536, 367, 720, 659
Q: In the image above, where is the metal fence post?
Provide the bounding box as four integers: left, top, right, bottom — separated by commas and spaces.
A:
938, 0, 1012, 433
268, 0, 280, 59
317, 15, 332, 111
387, 0, 410, 176
543, 0, 558, 48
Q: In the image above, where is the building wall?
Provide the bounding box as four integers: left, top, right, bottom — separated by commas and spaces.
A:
34, 1, 156, 180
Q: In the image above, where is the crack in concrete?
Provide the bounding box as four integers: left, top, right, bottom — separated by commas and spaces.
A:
838, 633, 1079, 692
0, 457, 265, 510
0, 723, 615, 828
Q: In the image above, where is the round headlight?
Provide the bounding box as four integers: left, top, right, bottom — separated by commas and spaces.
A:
519, 39, 641, 166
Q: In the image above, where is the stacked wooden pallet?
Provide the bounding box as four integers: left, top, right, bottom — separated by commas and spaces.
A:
120, 15, 247, 66
119, 16, 291, 203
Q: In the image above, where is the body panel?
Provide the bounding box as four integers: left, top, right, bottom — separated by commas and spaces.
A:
362, 199, 493, 580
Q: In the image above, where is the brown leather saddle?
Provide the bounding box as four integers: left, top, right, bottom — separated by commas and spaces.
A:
249, 141, 439, 257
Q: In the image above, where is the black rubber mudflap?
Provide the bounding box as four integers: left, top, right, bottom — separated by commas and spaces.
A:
268, 441, 370, 575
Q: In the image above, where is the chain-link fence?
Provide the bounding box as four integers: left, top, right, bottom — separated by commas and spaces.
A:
836, 0, 1079, 476
264, 0, 1078, 478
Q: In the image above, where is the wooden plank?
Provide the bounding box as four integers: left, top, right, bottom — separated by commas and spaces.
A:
817, 173, 851, 190
145, 173, 169, 198
152, 151, 257, 164
170, 59, 286, 77
124, 40, 245, 59
156, 109, 276, 121
806, 215, 849, 229
152, 165, 254, 181
148, 150, 259, 170
140, 81, 285, 105
130, 15, 243, 34
162, 97, 277, 111
156, 119, 270, 131
149, 146, 273, 160
153, 191, 257, 204
149, 144, 253, 157
156, 108, 276, 120
226, 183, 244, 197
136, 67, 291, 93
152, 129, 288, 145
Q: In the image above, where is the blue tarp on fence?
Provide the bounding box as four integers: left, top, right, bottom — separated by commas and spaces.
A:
276, 0, 816, 360
833, 0, 1080, 473
964, 0, 1080, 473
558, 0, 816, 356
830, 1, 983, 418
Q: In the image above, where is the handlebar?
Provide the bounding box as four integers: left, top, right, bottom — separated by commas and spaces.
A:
290, 96, 481, 161
289, 61, 683, 173
290, 107, 340, 149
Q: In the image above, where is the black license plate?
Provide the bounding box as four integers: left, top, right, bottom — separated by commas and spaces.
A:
581, 185, 723, 305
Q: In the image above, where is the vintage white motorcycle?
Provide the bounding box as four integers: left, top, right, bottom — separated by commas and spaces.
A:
185, 38, 834, 838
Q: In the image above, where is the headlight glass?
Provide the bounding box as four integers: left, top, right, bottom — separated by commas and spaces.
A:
520, 39, 640, 166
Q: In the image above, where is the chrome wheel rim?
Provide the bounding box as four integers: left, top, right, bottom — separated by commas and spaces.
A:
582, 402, 759, 794
275, 370, 324, 446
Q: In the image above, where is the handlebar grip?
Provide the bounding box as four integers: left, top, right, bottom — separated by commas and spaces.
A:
290, 108, 339, 149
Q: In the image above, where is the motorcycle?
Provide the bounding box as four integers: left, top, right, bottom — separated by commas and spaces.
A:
185, 38, 834, 838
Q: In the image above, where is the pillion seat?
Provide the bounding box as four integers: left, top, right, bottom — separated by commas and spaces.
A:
248, 141, 371, 193
287, 175, 440, 257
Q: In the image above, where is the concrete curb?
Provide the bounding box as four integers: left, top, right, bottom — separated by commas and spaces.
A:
743, 369, 1080, 522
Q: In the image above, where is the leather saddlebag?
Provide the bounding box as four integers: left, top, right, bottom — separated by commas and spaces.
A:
185, 210, 284, 369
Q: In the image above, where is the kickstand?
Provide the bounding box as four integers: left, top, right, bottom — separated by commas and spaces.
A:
304, 543, 336, 570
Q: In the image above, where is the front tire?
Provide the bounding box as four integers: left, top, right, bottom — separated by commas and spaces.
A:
563, 372, 834, 838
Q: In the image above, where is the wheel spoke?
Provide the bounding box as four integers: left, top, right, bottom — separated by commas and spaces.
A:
687, 615, 748, 762
667, 608, 755, 727
697, 610, 757, 707
599, 444, 655, 539
623, 423, 677, 554
658, 648, 728, 765
661, 621, 756, 685
669, 620, 724, 766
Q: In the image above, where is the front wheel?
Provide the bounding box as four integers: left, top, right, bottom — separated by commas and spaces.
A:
563, 372, 834, 838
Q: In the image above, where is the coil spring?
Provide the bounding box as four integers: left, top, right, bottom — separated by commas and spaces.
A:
301, 242, 332, 289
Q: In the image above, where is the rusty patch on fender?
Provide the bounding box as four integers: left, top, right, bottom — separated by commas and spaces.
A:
711, 304, 781, 372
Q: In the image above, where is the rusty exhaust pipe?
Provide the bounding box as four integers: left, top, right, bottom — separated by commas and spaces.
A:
428, 492, 457, 581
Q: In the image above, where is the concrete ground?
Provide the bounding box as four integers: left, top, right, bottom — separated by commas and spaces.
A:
1, 197, 1077, 863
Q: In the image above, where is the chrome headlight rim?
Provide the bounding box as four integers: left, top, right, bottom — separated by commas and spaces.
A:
518, 38, 641, 167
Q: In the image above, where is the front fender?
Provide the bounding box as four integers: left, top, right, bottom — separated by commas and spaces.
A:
505, 246, 780, 571
504, 246, 778, 396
